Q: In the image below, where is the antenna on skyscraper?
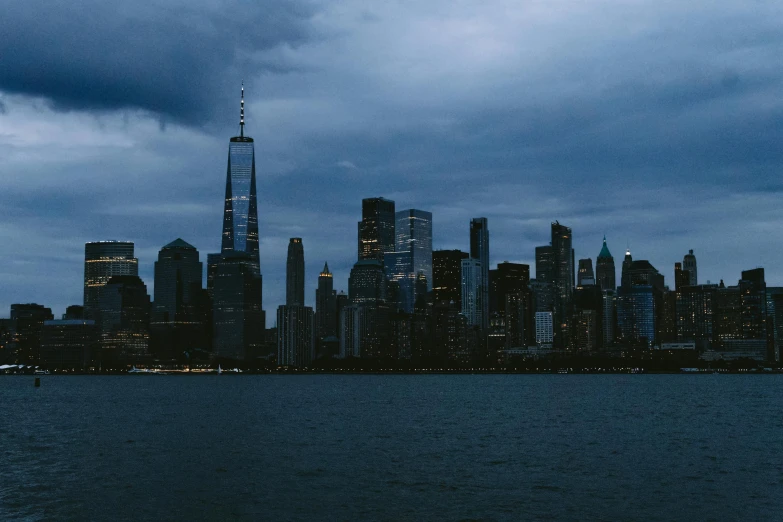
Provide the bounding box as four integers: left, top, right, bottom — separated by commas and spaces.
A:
240, 81, 245, 138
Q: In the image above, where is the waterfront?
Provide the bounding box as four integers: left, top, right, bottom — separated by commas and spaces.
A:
2, 375, 782, 521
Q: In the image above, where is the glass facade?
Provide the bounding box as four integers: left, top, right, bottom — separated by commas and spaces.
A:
461, 258, 482, 327
395, 209, 433, 290
221, 137, 260, 276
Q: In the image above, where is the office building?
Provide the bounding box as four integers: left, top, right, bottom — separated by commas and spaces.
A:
535, 311, 554, 345
212, 253, 264, 361
152, 239, 203, 323
433, 250, 468, 308
277, 305, 314, 367
395, 209, 433, 290
10, 304, 54, 364
40, 319, 97, 370
97, 275, 151, 366
358, 197, 396, 261
286, 238, 305, 306
596, 236, 616, 291
461, 258, 482, 327
316, 262, 337, 339
683, 249, 697, 287
221, 84, 261, 278
470, 218, 490, 330
83, 241, 138, 318
577, 259, 595, 287
551, 221, 574, 348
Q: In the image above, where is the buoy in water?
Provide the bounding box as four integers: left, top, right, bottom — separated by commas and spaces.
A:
34, 377, 41, 387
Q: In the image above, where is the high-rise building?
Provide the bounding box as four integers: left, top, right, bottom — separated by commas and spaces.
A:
433, 250, 468, 308
674, 262, 690, 291
83, 241, 138, 319
535, 311, 554, 345
551, 221, 574, 349
577, 259, 595, 287
206, 253, 221, 298
40, 319, 97, 370
10, 304, 54, 364
617, 259, 664, 348
621, 249, 633, 288
277, 305, 314, 367
349, 260, 387, 304
286, 238, 305, 306
358, 197, 396, 261
596, 237, 616, 291
395, 209, 433, 289
212, 253, 264, 362
461, 258, 482, 327
602, 290, 616, 347
470, 218, 490, 330
683, 249, 697, 287
152, 239, 203, 324
221, 84, 260, 278
213, 86, 264, 361
97, 275, 151, 366
151, 239, 206, 360
316, 262, 336, 340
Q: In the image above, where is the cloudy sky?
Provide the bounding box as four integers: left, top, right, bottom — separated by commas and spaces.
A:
2, 0, 782, 322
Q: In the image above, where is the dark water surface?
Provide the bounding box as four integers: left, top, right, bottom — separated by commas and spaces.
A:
2, 375, 782, 521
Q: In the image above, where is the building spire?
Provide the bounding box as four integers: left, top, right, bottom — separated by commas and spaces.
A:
240, 81, 245, 138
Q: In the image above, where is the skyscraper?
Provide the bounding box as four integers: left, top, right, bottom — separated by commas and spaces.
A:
577, 259, 595, 287
316, 262, 336, 340
151, 239, 206, 359
470, 218, 489, 330
98, 275, 151, 366
212, 253, 264, 361
277, 305, 314, 367
433, 250, 468, 308
596, 237, 615, 292
286, 238, 305, 306
213, 85, 264, 360
358, 197, 396, 261
461, 258, 482, 327
683, 249, 697, 287
221, 84, 260, 278
83, 241, 138, 319
395, 209, 433, 289
152, 239, 203, 323
551, 221, 574, 348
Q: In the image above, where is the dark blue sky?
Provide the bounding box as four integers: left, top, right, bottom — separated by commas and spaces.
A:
2, 1, 782, 322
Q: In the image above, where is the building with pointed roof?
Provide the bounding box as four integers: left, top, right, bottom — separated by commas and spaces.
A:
316, 261, 337, 342
596, 236, 616, 291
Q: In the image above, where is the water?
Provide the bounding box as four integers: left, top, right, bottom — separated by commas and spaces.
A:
1, 375, 782, 521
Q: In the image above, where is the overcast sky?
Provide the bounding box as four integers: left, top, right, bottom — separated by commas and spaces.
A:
2, 0, 783, 323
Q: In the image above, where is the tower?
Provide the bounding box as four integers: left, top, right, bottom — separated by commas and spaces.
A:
596, 236, 616, 291
316, 262, 336, 340
433, 250, 468, 308
577, 259, 595, 287
83, 241, 138, 319
551, 221, 573, 348
286, 238, 305, 306
470, 218, 489, 330
683, 249, 697, 287
213, 85, 264, 360
221, 83, 261, 277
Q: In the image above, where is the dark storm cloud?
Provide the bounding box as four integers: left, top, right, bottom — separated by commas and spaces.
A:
3, 0, 783, 318
0, 0, 319, 125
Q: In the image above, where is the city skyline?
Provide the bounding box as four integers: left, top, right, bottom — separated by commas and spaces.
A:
3, 2, 783, 321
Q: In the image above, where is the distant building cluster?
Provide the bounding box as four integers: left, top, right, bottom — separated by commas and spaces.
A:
2, 89, 782, 370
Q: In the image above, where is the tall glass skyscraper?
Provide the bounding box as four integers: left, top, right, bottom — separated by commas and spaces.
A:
395, 209, 433, 290
213, 85, 264, 359
221, 84, 260, 277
